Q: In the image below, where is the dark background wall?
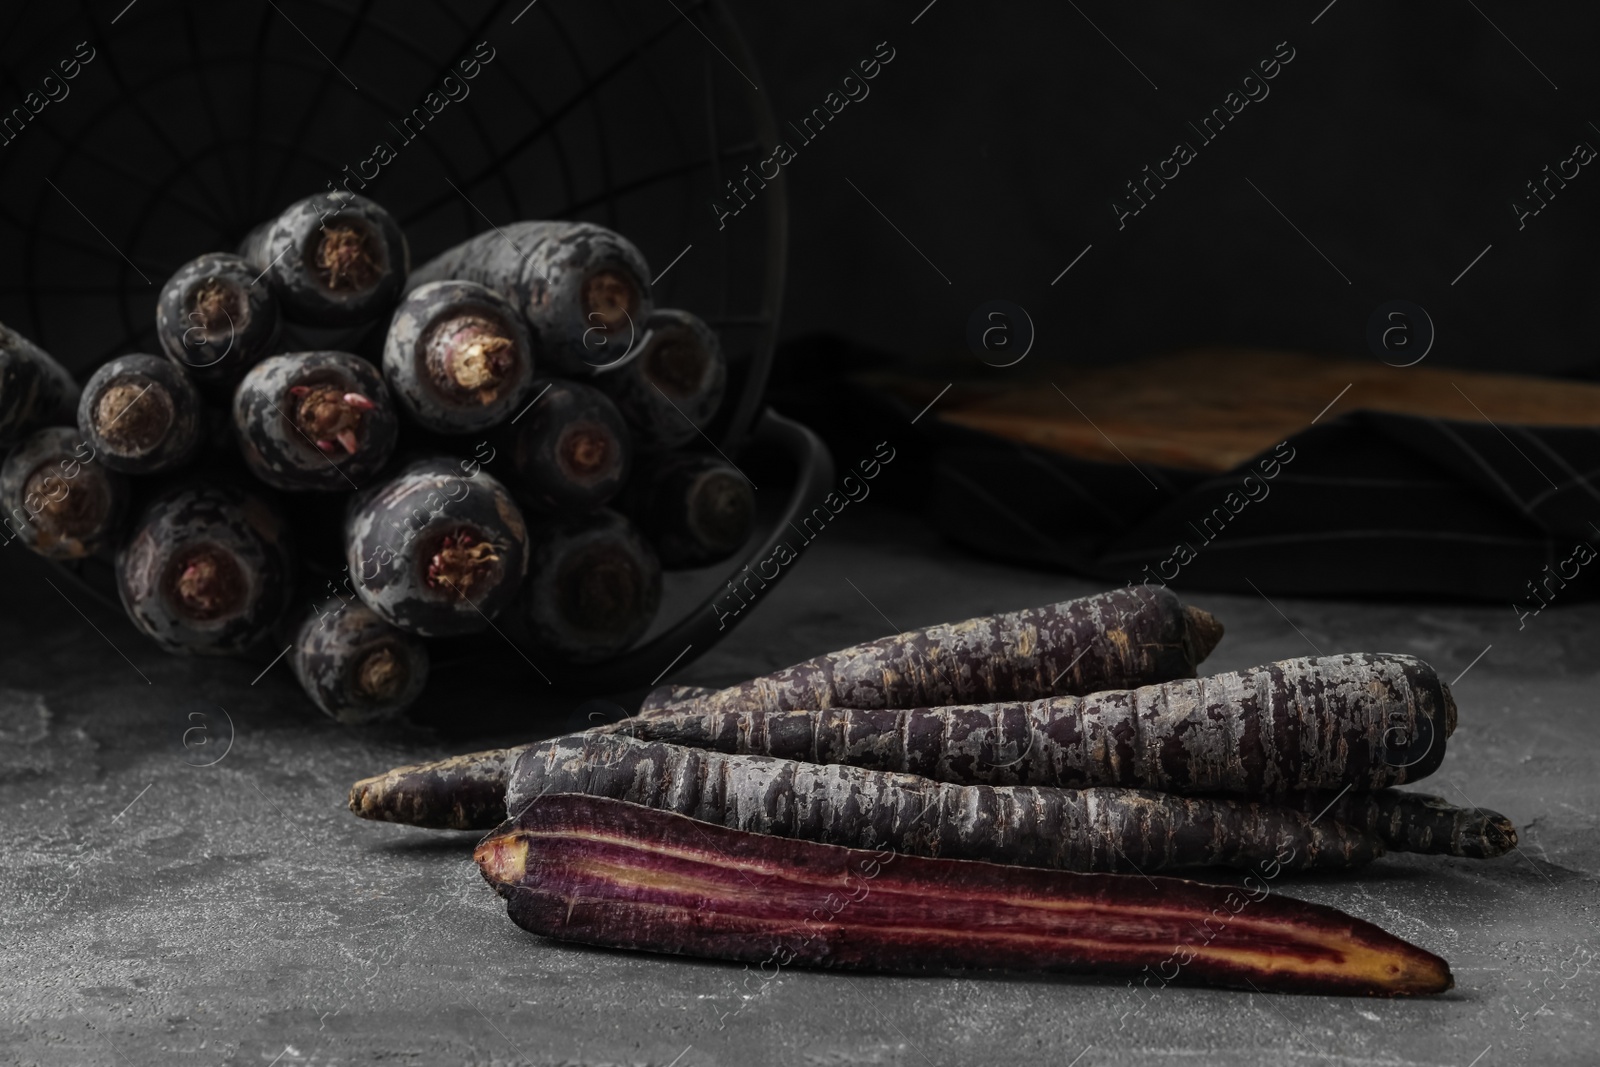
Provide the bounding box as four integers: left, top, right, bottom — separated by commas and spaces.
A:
0, 1, 1594, 377
725, 1, 1599, 374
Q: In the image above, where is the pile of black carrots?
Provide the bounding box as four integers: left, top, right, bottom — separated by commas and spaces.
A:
350, 586, 1513, 997
0, 192, 751, 718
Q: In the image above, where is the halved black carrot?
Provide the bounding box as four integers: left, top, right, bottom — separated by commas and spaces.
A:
475, 793, 1452, 996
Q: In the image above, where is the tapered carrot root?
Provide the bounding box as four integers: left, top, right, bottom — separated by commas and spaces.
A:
349, 745, 533, 830
637, 586, 1225, 718
475, 794, 1452, 996
616, 653, 1456, 795
1282, 789, 1517, 858
504, 733, 1381, 873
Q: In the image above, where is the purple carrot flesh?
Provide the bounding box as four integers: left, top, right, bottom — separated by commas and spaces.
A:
618, 653, 1457, 796
635, 585, 1224, 717
475, 794, 1452, 996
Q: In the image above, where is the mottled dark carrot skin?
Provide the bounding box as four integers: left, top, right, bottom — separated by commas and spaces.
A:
1280, 789, 1517, 858
476, 794, 1453, 996
635, 586, 1224, 719
616, 653, 1455, 797
349, 745, 533, 830
504, 733, 1380, 874
637, 685, 715, 714
406, 221, 652, 377
0, 322, 79, 448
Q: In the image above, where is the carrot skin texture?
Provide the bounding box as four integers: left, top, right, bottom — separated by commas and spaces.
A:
518, 508, 661, 663
1280, 789, 1517, 858
595, 308, 727, 449
0, 426, 129, 560
615, 451, 754, 568
240, 192, 409, 327
382, 280, 537, 434
77, 354, 203, 475
349, 744, 533, 829
476, 794, 1452, 996
0, 322, 80, 448
156, 253, 282, 396
406, 221, 652, 377
635, 586, 1224, 718
637, 684, 716, 714
497, 378, 632, 514
504, 733, 1381, 873
291, 601, 429, 725
617, 653, 1454, 796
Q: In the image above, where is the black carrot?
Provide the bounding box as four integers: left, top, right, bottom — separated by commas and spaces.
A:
615, 653, 1457, 796
476, 793, 1453, 996
156, 253, 281, 396
407, 221, 652, 376
0, 322, 79, 448
240, 192, 408, 327
77, 354, 202, 474
637, 585, 1224, 717
0, 426, 127, 560
595, 308, 725, 448
499, 732, 1380, 874
116, 483, 294, 655
520, 509, 661, 662
383, 280, 537, 434
500, 379, 631, 514
615, 451, 754, 568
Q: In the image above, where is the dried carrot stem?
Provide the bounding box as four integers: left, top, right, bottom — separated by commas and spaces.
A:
476, 794, 1452, 996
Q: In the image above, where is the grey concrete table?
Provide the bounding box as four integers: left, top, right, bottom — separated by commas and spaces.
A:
2, 508, 1596, 1066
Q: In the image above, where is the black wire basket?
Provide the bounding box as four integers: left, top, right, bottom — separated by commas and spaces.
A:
0, 0, 832, 693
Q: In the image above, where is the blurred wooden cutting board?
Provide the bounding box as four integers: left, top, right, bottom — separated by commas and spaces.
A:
871, 349, 1600, 473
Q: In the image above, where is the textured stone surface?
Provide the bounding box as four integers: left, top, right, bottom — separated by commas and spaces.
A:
1, 507, 1595, 1066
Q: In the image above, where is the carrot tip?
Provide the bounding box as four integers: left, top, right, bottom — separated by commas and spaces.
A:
1484, 815, 1518, 857
1183, 605, 1226, 664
